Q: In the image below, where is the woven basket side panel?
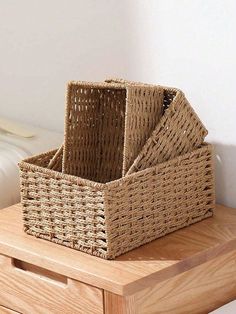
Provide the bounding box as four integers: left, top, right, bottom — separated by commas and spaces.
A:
127, 90, 208, 174
48, 144, 63, 172
63, 83, 126, 183
19, 155, 109, 258
105, 144, 215, 259
123, 86, 164, 174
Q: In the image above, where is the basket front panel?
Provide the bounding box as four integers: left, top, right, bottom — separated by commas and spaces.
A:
20, 161, 108, 258
123, 85, 164, 174
105, 144, 215, 259
127, 90, 208, 174
63, 83, 126, 183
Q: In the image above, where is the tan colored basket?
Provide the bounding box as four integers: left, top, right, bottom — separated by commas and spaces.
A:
105, 78, 208, 174
19, 143, 215, 260
51, 80, 207, 178
63, 81, 164, 182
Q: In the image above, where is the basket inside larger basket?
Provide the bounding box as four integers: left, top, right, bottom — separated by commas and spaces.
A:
62, 81, 164, 183
52, 81, 208, 178
105, 79, 208, 174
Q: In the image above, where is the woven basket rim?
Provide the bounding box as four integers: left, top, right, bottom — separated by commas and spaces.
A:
19, 143, 212, 188
105, 78, 184, 94
19, 157, 105, 190
67, 80, 181, 93
107, 142, 212, 187
68, 80, 126, 89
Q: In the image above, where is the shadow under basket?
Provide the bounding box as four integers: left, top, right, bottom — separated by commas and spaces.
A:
19, 143, 215, 260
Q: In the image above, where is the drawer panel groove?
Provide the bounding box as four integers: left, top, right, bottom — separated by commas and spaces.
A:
0, 254, 103, 314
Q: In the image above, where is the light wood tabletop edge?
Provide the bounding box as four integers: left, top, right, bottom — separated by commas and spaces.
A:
123, 237, 236, 295
0, 203, 235, 296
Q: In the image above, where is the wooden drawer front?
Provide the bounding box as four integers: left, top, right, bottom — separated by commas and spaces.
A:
0, 306, 19, 313
0, 255, 103, 314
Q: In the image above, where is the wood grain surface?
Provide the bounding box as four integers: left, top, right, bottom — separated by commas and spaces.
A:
0, 254, 103, 314
104, 250, 236, 313
0, 204, 235, 296
0, 306, 19, 314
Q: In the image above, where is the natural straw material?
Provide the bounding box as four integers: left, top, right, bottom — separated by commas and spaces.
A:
19, 143, 215, 260
63, 81, 164, 182
52, 80, 208, 179
105, 78, 208, 174
48, 144, 63, 171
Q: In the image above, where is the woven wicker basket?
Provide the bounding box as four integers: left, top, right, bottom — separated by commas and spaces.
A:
51, 81, 208, 178
105, 78, 208, 174
63, 81, 164, 182
19, 143, 215, 260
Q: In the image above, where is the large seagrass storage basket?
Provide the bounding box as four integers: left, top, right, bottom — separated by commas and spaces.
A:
63, 81, 164, 182
19, 143, 215, 260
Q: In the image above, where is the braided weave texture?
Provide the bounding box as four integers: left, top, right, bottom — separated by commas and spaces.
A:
52, 81, 207, 179
63, 81, 164, 182
105, 79, 208, 174
19, 143, 215, 259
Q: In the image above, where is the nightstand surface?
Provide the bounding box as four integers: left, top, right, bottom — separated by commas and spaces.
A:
0, 203, 235, 297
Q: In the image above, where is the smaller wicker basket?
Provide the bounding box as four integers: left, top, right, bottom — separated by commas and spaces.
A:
51, 81, 208, 178
63, 81, 164, 182
19, 143, 215, 260
105, 79, 208, 174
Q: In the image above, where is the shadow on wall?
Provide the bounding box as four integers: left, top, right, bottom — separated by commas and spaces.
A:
213, 142, 236, 208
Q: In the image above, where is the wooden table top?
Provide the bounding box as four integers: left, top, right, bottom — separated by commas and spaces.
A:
0, 204, 235, 296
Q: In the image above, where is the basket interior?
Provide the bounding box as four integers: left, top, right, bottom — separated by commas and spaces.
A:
163, 89, 177, 110
64, 85, 127, 183
63, 83, 178, 183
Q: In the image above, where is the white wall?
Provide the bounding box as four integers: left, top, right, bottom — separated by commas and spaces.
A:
0, 0, 132, 131
124, 0, 236, 208
0, 0, 235, 207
